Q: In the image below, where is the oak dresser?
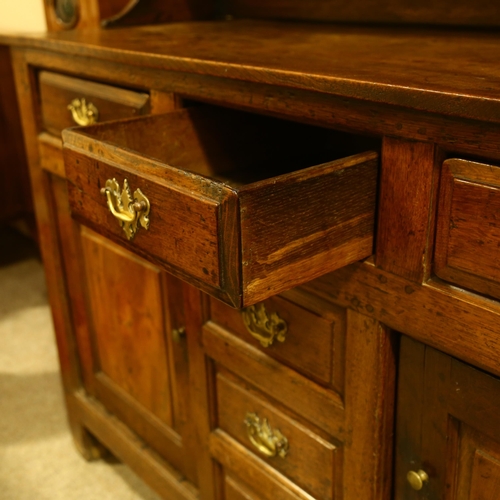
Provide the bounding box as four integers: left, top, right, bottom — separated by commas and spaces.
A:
2, 2, 500, 499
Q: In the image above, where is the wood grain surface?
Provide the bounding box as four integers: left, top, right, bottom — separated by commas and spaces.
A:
3, 21, 500, 123
435, 158, 500, 300
395, 337, 500, 500
39, 71, 150, 136
376, 138, 438, 282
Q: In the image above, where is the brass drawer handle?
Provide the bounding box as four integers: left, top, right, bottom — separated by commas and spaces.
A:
244, 412, 289, 458
100, 178, 150, 240
68, 98, 99, 126
242, 304, 287, 348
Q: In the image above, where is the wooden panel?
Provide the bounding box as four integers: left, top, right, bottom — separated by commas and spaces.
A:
376, 137, 438, 282
39, 71, 149, 136
469, 450, 500, 500
392, 337, 426, 500
0, 46, 31, 222
209, 290, 343, 388
38, 133, 65, 178
224, 0, 500, 26
203, 321, 345, 439
80, 228, 174, 426
239, 152, 377, 304
342, 311, 395, 500
395, 338, 500, 500
435, 158, 500, 300
216, 369, 338, 500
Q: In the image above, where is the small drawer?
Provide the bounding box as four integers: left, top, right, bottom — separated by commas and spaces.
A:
435, 158, 500, 300
209, 289, 344, 389
213, 369, 339, 500
39, 71, 150, 136
222, 470, 307, 500
63, 106, 378, 307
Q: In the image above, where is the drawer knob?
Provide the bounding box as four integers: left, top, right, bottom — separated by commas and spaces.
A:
68, 98, 99, 126
242, 304, 287, 348
172, 326, 186, 343
100, 178, 150, 240
244, 412, 289, 459
407, 469, 429, 491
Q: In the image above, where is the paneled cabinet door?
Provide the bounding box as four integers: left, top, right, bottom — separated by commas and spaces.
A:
395, 336, 500, 500
50, 174, 196, 485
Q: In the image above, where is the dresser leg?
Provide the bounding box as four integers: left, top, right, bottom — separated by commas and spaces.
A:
66, 396, 106, 461
71, 423, 105, 461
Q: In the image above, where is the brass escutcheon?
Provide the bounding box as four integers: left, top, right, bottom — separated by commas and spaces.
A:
68, 97, 99, 126
244, 412, 289, 458
100, 178, 150, 240
241, 304, 287, 348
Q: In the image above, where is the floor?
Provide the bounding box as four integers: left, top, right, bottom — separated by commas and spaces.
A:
0, 225, 161, 500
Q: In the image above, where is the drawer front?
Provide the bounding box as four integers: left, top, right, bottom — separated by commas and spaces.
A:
435, 158, 500, 300
222, 471, 307, 500
209, 289, 344, 389
224, 475, 257, 500
64, 107, 378, 307
214, 369, 338, 500
39, 71, 149, 136
65, 147, 227, 291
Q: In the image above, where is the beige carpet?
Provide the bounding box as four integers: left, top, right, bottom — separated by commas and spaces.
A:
0, 226, 161, 500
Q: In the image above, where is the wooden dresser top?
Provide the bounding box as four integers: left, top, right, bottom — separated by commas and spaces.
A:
2, 20, 500, 123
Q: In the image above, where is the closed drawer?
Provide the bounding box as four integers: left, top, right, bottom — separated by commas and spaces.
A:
39, 71, 150, 136
63, 106, 378, 307
212, 369, 339, 500
209, 288, 344, 390
435, 158, 500, 300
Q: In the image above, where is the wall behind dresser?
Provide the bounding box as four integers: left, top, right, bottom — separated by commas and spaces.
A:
0, 0, 46, 32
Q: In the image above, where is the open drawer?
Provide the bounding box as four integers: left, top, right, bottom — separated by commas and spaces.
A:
63, 106, 378, 307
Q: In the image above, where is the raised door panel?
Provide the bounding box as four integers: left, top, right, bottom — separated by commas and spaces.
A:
435, 158, 500, 300
395, 336, 500, 500
80, 228, 173, 426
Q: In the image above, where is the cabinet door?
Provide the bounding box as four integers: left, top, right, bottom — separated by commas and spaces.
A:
50, 174, 196, 485
395, 336, 500, 500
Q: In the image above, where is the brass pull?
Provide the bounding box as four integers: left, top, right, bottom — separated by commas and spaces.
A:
407, 469, 429, 491
242, 304, 287, 348
68, 98, 99, 126
100, 178, 150, 240
244, 412, 289, 459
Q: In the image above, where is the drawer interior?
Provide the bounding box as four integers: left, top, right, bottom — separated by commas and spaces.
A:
77, 105, 378, 186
